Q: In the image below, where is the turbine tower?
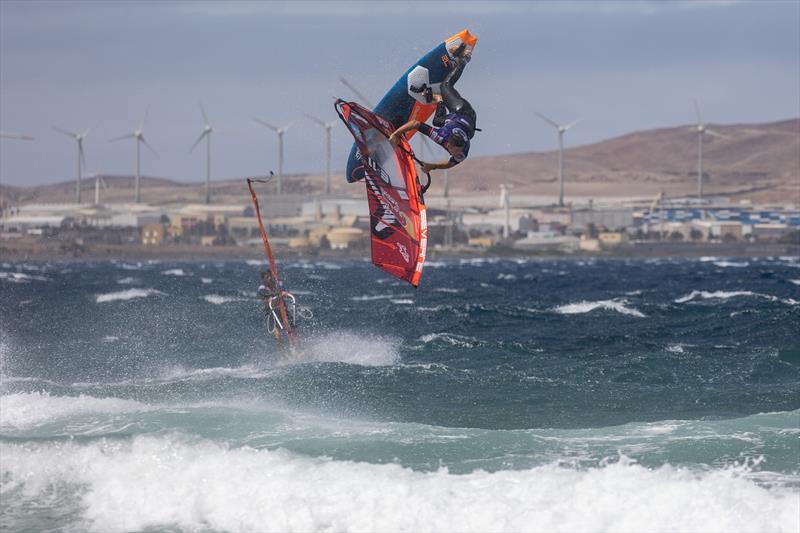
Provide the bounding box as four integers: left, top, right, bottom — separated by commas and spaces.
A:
691, 99, 723, 200
53, 127, 89, 204
305, 113, 336, 196
535, 112, 579, 207
190, 104, 214, 204
254, 118, 294, 195
110, 107, 157, 204
499, 184, 511, 239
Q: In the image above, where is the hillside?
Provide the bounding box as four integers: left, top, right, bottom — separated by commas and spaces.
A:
2, 118, 798, 206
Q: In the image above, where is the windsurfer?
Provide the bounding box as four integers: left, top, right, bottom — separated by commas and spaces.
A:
388, 47, 476, 173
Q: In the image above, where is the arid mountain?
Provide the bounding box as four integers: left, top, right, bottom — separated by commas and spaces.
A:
2, 119, 798, 206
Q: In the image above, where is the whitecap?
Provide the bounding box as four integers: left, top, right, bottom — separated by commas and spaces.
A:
714, 261, 749, 268
350, 294, 399, 301
161, 268, 188, 276
201, 277, 213, 284
116, 277, 138, 285
1, 439, 796, 533
96, 288, 164, 303
554, 300, 646, 318
0, 391, 152, 429
675, 290, 798, 306
202, 295, 248, 305
0, 272, 49, 283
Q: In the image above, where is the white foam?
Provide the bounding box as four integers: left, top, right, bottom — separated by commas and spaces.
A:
714, 261, 749, 268
0, 392, 152, 429
295, 332, 400, 366
245, 259, 262, 266
391, 299, 413, 305
202, 294, 247, 305
116, 276, 138, 285
200, 277, 213, 284
419, 333, 481, 348
0, 271, 49, 283
497, 273, 518, 281
96, 288, 164, 303
789, 280, 800, 286
350, 294, 399, 301
161, 268, 188, 276
675, 290, 798, 306
554, 300, 646, 318
2, 438, 796, 533
433, 288, 464, 294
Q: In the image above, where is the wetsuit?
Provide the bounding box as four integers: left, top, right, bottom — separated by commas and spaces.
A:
417, 57, 476, 165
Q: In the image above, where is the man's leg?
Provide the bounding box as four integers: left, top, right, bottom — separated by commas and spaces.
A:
440, 60, 477, 137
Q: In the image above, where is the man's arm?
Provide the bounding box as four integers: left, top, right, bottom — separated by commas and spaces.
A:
388, 120, 422, 145
420, 159, 457, 174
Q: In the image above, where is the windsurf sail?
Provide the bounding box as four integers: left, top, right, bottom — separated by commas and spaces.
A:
246, 178, 298, 347
334, 100, 428, 287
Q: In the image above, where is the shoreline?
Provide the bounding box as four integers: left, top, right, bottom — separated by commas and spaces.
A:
2, 238, 797, 262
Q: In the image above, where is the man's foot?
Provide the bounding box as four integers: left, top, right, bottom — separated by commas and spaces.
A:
410, 83, 434, 103
450, 42, 466, 57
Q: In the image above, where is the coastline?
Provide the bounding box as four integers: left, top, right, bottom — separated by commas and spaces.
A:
2, 236, 797, 262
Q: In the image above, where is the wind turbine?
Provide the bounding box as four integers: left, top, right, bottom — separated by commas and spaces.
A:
53, 126, 89, 204
190, 104, 214, 204
110, 107, 157, 204
691, 99, 724, 200
305, 113, 336, 195
253, 118, 294, 195
535, 112, 579, 207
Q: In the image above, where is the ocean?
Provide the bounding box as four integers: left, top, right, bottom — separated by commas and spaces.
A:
1, 256, 799, 532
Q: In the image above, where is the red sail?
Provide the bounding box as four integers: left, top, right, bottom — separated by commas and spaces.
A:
335, 100, 428, 287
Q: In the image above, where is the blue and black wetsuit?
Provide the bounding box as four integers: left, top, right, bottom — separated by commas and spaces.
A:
416, 56, 476, 165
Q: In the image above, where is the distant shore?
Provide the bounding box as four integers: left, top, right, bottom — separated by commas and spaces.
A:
2, 237, 797, 262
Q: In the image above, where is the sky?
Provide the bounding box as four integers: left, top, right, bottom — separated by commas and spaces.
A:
1, 0, 798, 187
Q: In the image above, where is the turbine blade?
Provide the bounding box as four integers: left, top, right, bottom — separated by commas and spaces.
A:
253, 118, 278, 131
563, 119, 581, 131
109, 133, 136, 142
53, 126, 78, 138
339, 76, 373, 108
283, 120, 296, 131
0, 132, 34, 140
705, 128, 727, 139
534, 112, 559, 129
304, 113, 326, 126
199, 103, 209, 125
140, 104, 151, 131
190, 130, 208, 152
141, 136, 159, 157
693, 99, 703, 125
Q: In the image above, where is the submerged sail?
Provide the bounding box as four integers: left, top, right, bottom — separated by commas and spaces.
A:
335, 100, 428, 287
